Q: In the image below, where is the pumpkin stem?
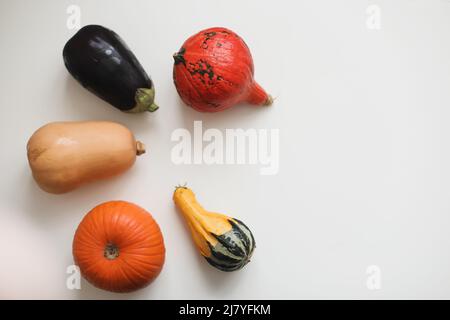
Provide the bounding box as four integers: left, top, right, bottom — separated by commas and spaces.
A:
136, 141, 146, 156
104, 243, 120, 260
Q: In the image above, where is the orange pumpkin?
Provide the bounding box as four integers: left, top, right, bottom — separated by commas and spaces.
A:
73, 201, 165, 293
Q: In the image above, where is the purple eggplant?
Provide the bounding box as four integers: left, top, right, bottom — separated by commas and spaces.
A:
63, 25, 158, 113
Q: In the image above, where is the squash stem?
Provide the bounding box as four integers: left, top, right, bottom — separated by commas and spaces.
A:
136, 141, 146, 156
264, 95, 274, 106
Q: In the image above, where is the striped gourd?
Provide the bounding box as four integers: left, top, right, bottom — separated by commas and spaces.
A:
173, 186, 255, 272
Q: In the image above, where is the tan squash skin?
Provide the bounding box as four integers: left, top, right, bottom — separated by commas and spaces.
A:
27, 121, 145, 194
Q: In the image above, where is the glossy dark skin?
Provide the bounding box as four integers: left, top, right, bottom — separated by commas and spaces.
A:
63, 25, 153, 111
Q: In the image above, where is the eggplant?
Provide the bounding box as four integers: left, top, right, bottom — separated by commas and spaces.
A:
63, 25, 158, 113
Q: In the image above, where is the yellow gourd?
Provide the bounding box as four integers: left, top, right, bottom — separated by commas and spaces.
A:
173, 186, 255, 272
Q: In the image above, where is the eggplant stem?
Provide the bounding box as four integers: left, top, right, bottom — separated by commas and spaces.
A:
128, 87, 159, 113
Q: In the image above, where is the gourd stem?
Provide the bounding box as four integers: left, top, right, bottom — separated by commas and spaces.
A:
136, 141, 146, 156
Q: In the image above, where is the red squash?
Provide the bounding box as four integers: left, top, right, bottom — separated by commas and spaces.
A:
173, 27, 272, 112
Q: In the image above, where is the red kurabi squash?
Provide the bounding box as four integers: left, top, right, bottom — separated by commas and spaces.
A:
73, 201, 165, 293
173, 27, 272, 112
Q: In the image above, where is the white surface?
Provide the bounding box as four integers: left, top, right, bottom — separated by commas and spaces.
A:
1, 0, 450, 299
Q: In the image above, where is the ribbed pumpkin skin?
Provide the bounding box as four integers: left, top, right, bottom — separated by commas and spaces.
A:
73, 201, 165, 293
173, 27, 271, 112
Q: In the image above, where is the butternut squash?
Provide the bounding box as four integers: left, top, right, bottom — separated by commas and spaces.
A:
27, 121, 145, 194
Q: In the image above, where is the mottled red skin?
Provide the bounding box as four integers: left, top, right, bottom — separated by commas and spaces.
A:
173, 27, 271, 112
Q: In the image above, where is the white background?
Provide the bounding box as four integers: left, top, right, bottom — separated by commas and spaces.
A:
0, 0, 450, 299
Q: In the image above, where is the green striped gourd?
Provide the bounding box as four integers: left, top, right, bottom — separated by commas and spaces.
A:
173, 186, 255, 272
